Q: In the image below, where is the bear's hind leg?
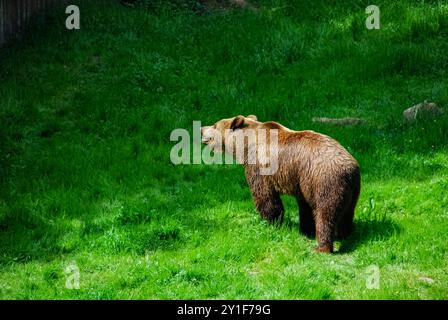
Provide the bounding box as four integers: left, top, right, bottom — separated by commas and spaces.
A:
336, 207, 355, 239
298, 198, 315, 237
336, 169, 360, 239
314, 207, 336, 253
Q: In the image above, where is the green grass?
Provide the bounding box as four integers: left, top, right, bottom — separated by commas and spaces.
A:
1, 0, 448, 299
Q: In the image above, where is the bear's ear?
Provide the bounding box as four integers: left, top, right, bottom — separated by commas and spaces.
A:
247, 115, 257, 121
230, 115, 245, 130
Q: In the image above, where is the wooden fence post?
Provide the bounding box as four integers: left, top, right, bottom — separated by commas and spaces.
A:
0, 0, 68, 47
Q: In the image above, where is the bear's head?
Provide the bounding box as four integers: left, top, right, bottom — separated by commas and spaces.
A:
201, 115, 279, 174
201, 115, 259, 153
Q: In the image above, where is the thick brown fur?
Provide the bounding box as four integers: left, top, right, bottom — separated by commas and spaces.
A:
201, 115, 361, 253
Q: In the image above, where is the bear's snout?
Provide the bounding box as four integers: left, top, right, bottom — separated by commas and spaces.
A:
201, 126, 213, 144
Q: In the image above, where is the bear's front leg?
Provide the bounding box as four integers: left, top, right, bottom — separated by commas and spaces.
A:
253, 191, 284, 224
297, 198, 316, 237
245, 170, 284, 224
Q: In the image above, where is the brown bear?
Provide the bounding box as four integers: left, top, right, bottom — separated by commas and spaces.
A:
201, 115, 360, 253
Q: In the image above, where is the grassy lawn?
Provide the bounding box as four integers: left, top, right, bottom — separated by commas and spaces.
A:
0, 0, 448, 299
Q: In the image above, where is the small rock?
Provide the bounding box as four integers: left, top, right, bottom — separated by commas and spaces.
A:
90, 55, 101, 65
120, 0, 136, 7
403, 101, 444, 122
312, 117, 366, 125
418, 276, 435, 284
199, 0, 256, 11
230, 0, 248, 7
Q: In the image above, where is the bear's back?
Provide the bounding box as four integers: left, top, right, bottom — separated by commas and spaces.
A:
267, 127, 359, 196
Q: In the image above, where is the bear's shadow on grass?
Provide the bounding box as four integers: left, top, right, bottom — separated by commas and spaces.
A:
337, 218, 402, 253
283, 216, 401, 254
